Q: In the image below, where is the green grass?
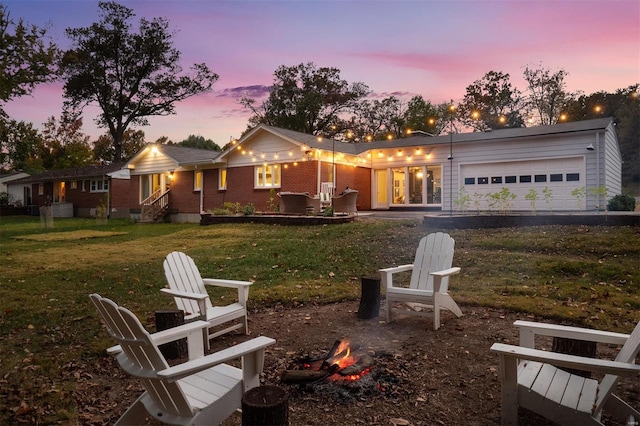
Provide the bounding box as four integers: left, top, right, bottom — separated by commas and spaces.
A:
0, 216, 638, 424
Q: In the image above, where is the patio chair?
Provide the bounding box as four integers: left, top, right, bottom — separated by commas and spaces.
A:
320, 182, 335, 210
331, 189, 358, 215
89, 293, 275, 426
379, 232, 462, 330
162, 251, 252, 349
277, 192, 317, 215
491, 320, 640, 425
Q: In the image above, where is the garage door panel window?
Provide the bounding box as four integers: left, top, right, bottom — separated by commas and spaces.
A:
566, 173, 580, 181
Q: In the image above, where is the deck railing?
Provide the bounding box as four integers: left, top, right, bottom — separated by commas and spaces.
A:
140, 189, 170, 222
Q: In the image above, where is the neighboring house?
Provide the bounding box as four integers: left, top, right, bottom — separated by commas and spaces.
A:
7, 164, 130, 218
0, 171, 30, 206
124, 117, 621, 222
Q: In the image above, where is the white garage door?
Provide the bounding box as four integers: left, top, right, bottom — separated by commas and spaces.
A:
459, 157, 585, 211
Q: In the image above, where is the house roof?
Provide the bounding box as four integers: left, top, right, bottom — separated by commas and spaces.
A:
217, 124, 360, 161
360, 117, 615, 153
0, 171, 30, 183
220, 118, 615, 160
126, 143, 221, 168
9, 163, 126, 184
156, 143, 220, 165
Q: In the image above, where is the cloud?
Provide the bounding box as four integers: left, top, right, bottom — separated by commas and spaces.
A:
216, 85, 271, 99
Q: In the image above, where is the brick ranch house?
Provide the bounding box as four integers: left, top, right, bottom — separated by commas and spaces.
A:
124, 117, 620, 223
6, 117, 620, 222
7, 164, 130, 218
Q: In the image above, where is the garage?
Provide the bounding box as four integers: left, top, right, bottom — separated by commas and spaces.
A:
459, 157, 586, 211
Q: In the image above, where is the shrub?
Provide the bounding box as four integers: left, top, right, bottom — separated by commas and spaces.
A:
243, 203, 256, 215
322, 206, 334, 217
607, 194, 636, 211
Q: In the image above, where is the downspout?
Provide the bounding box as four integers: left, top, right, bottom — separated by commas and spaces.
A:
199, 167, 204, 214
596, 132, 601, 211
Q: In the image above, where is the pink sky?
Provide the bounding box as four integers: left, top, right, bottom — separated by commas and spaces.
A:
4, 0, 639, 146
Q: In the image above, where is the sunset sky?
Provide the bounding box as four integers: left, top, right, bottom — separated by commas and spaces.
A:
4, 0, 639, 146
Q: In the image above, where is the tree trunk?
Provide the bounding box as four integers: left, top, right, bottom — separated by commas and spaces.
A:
155, 310, 187, 360
358, 274, 381, 319
242, 385, 288, 426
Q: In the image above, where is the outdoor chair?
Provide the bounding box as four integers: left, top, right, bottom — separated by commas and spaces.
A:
491, 320, 640, 425
277, 192, 318, 215
162, 251, 252, 349
89, 293, 275, 426
331, 189, 358, 215
379, 232, 462, 330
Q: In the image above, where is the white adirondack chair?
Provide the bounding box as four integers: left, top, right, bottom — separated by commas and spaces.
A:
89, 293, 275, 426
491, 320, 640, 425
320, 181, 334, 209
162, 251, 252, 349
379, 232, 462, 330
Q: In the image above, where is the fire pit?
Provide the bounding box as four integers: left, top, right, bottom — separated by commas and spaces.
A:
281, 340, 373, 383
280, 339, 401, 398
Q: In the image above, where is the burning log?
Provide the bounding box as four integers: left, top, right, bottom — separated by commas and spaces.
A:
320, 340, 344, 369
281, 364, 339, 384
338, 354, 373, 376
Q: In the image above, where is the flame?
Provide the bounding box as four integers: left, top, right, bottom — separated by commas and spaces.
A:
329, 340, 356, 369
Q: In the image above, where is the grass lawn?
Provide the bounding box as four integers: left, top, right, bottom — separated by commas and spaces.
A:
1, 216, 638, 424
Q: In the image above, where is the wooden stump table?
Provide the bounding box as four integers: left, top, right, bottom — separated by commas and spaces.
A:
241, 385, 288, 425
358, 274, 381, 319
155, 309, 187, 359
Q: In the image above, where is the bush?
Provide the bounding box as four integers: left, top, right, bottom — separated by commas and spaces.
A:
243, 203, 256, 215
607, 194, 636, 211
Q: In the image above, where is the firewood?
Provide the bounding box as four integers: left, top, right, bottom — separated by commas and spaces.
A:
281, 364, 340, 384
338, 354, 373, 376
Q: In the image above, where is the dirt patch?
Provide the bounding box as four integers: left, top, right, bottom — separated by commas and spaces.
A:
74, 301, 638, 425
12, 230, 126, 241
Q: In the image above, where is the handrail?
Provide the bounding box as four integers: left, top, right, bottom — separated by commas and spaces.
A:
141, 189, 170, 222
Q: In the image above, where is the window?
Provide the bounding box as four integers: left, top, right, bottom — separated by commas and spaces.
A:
38, 183, 44, 195
219, 169, 227, 190
194, 170, 203, 191
566, 173, 580, 182
478, 177, 489, 184
520, 175, 532, 183
550, 174, 563, 182
491, 176, 502, 184
505, 176, 517, 184
70, 181, 78, 190
91, 178, 109, 192
535, 174, 547, 183
255, 164, 281, 188
464, 177, 475, 185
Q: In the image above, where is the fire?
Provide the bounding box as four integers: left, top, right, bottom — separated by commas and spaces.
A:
328, 339, 356, 369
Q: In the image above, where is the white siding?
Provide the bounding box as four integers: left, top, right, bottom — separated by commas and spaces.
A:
129, 149, 177, 175
227, 135, 305, 167
604, 128, 622, 198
